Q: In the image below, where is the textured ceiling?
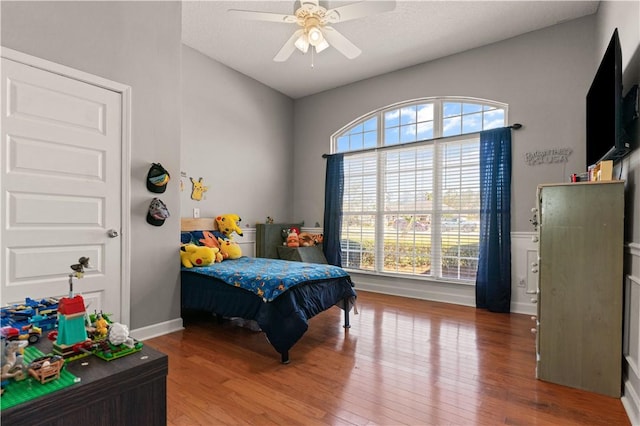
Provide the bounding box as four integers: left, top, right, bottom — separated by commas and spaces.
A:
182, 1, 599, 99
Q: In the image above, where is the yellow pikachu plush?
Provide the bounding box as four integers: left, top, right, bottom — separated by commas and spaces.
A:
215, 214, 243, 239
180, 244, 217, 268
217, 238, 242, 260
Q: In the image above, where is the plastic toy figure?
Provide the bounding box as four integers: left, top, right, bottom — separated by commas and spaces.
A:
94, 313, 109, 338
0, 324, 42, 344
52, 257, 91, 358
27, 354, 65, 384
1, 340, 28, 393
68, 257, 90, 293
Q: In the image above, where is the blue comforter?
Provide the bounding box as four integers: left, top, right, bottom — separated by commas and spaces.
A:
181, 256, 356, 361
180, 256, 349, 302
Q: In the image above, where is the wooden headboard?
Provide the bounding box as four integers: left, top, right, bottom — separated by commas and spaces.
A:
181, 217, 217, 231
181, 217, 257, 257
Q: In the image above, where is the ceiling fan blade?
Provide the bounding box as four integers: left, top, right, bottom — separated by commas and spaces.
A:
299, 0, 320, 7
322, 27, 362, 59
228, 9, 297, 24
274, 29, 305, 62
326, 1, 396, 23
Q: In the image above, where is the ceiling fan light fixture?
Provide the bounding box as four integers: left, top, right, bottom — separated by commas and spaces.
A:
230, 0, 389, 62
294, 33, 309, 52
315, 38, 330, 53
307, 25, 324, 46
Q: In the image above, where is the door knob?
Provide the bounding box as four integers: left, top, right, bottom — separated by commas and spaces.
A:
108, 229, 119, 238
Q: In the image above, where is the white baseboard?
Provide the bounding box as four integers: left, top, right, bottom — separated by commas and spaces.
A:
511, 301, 537, 316
353, 273, 537, 316
354, 279, 475, 307
130, 317, 183, 341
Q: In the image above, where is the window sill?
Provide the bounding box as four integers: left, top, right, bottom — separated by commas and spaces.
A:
343, 268, 475, 286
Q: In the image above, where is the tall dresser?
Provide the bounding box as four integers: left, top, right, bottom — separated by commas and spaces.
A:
535, 181, 624, 397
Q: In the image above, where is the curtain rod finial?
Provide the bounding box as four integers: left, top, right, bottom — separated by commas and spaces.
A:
511, 123, 523, 130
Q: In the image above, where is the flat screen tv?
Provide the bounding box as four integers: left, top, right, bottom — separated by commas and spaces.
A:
586, 28, 630, 168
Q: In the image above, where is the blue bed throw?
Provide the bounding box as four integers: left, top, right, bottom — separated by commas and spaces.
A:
181, 256, 349, 302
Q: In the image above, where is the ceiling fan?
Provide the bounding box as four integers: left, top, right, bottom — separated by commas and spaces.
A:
228, 1, 396, 62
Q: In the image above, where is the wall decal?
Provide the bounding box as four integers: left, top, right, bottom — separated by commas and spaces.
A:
525, 148, 573, 166
190, 177, 208, 201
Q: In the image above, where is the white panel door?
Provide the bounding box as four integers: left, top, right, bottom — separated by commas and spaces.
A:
1, 58, 123, 321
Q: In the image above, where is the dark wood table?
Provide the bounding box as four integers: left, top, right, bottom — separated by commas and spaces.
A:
1, 339, 168, 426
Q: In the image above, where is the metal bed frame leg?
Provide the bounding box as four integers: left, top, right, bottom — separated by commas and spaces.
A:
281, 351, 290, 364
343, 296, 351, 329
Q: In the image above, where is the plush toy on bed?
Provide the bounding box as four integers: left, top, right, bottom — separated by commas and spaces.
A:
215, 214, 243, 240
180, 244, 217, 268
217, 237, 242, 260
198, 231, 224, 262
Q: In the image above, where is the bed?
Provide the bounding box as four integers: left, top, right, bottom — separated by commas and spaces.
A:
180, 218, 356, 363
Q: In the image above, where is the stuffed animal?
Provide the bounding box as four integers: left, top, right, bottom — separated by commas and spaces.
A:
281, 227, 300, 243
216, 214, 243, 239
199, 231, 219, 248
286, 231, 300, 248
217, 238, 242, 260
180, 244, 217, 268
198, 231, 224, 262
298, 232, 323, 247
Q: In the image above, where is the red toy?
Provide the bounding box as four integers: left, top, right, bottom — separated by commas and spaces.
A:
1, 324, 42, 344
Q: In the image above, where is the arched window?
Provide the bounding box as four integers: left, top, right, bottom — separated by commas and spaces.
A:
332, 97, 507, 282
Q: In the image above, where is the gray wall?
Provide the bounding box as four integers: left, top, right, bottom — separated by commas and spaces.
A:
596, 2, 640, 424
289, 17, 599, 315
292, 16, 596, 232
2, 6, 638, 420
598, 1, 640, 243
181, 46, 294, 225
1, 1, 183, 330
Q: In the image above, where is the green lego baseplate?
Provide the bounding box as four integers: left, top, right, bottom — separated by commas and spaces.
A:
92, 340, 144, 361
1, 345, 79, 410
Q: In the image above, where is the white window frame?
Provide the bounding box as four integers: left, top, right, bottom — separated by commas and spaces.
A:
332, 97, 508, 283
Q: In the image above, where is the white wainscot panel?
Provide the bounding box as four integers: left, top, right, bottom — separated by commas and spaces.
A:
622, 242, 640, 426
625, 275, 640, 374
238, 227, 256, 258
510, 232, 538, 315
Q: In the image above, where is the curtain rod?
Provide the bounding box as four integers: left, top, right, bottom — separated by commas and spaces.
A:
322, 123, 523, 158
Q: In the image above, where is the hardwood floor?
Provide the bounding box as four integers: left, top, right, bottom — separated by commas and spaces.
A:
146, 291, 630, 425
